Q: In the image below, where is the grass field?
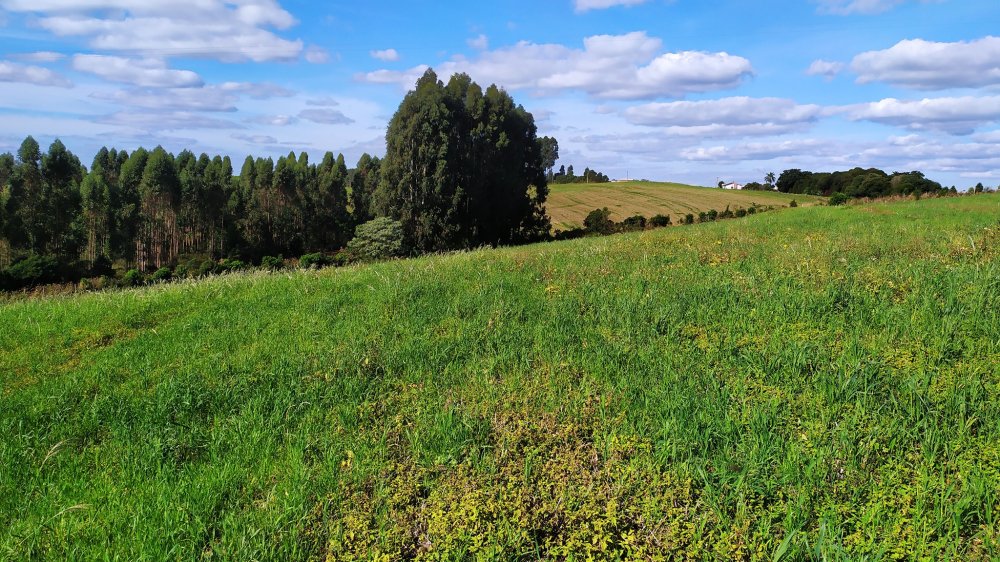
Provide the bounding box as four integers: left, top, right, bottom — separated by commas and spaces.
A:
546, 181, 824, 229
2, 195, 999, 560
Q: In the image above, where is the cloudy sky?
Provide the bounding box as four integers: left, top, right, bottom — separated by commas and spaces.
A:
1, 0, 998, 188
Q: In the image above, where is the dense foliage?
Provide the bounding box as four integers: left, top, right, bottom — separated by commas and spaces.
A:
777, 167, 945, 198
375, 69, 550, 252
551, 163, 612, 184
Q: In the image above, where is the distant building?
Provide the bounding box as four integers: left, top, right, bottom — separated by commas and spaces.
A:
722, 182, 743, 190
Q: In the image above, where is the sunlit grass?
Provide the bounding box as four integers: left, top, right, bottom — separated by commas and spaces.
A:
1, 195, 998, 560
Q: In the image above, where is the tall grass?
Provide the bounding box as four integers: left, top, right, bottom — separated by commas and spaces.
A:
1, 195, 998, 560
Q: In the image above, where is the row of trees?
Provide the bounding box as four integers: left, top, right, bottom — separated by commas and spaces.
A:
1, 69, 553, 289
776, 168, 944, 198
551, 164, 611, 184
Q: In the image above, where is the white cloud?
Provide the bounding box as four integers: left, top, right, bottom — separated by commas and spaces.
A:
217, 81, 294, 99
95, 110, 242, 131
370, 49, 399, 62
679, 139, 838, 162
232, 133, 277, 144
0, 60, 72, 87
11, 51, 66, 63
815, 0, 935, 15
245, 114, 297, 126
845, 95, 1000, 135
851, 36, 1000, 90
806, 59, 844, 79
467, 34, 488, 50
304, 46, 330, 64
298, 108, 354, 125
306, 96, 339, 107
624, 97, 823, 137
360, 32, 753, 100
2, 0, 303, 62
575, 0, 651, 13
72, 55, 202, 88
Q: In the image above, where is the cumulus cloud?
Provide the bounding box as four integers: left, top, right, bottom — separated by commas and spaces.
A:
298, 108, 354, 125
72, 55, 202, 88
575, 0, 651, 12
844, 95, 1000, 135
0, 60, 72, 87
851, 36, 1000, 90
679, 139, 841, 162
806, 59, 845, 79
624, 97, 824, 137
1, 0, 303, 62
360, 32, 753, 100
88, 82, 290, 112
370, 49, 399, 62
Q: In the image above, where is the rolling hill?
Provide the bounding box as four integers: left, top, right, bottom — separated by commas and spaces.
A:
2, 194, 998, 560
546, 180, 824, 229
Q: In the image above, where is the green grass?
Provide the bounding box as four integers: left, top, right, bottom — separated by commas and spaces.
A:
547, 181, 824, 229
2, 195, 999, 560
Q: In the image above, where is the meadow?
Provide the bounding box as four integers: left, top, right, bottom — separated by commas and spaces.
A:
1, 194, 998, 561
546, 181, 824, 229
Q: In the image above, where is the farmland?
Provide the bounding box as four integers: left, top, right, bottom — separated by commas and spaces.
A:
1, 194, 999, 560
546, 181, 824, 229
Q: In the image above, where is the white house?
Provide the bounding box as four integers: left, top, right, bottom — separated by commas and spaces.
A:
721, 182, 743, 190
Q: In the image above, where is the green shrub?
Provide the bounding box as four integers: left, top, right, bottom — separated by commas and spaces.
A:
583, 208, 614, 235
620, 215, 647, 231
219, 258, 246, 272
150, 267, 172, 283
122, 269, 144, 287
196, 260, 217, 277
829, 192, 849, 206
650, 214, 671, 227
300, 253, 332, 269
3, 254, 62, 289
707, 209, 719, 221
346, 218, 407, 262
789, 199, 799, 208
260, 255, 284, 270
684, 214, 695, 225
735, 208, 747, 218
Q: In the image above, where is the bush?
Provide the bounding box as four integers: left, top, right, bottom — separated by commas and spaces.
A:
620, 215, 647, 232
735, 208, 747, 218
346, 218, 407, 262
260, 255, 284, 270
300, 253, 332, 269
829, 192, 849, 206
150, 267, 172, 283
91, 255, 115, 277
196, 260, 217, 277
3, 254, 62, 289
683, 214, 695, 225
789, 199, 799, 208
219, 258, 246, 272
583, 208, 614, 235
649, 214, 671, 228
707, 209, 718, 221
122, 269, 144, 287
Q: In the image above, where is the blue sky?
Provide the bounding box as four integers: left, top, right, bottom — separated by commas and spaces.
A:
1, 0, 998, 188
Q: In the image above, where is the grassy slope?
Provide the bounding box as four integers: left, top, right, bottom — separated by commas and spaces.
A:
2, 195, 999, 560
546, 181, 824, 229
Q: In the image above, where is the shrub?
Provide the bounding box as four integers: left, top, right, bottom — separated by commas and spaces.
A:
649, 214, 671, 228
707, 209, 718, 221
698, 212, 708, 223
196, 260, 217, 277
260, 255, 284, 270
620, 215, 647, 231
684, 214, 695, 225
4, 254, 62, 289
91, 255, 115, 277
219, 258, 246, 272
150, 267, 172, 283
583, 208, 614, 235
735, 208, 747, 218
300, 253, 332, 269
829, 192, 849, 206
122, 269, 144, 287
346, 218, 407, 262
789, 199, 799, 208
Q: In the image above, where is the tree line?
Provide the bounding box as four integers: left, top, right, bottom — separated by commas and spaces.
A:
0, 69, 553, 290
776, 168, 946, 198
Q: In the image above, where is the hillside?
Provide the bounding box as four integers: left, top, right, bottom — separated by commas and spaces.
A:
546, 180, 824, 229
2, 195, 999, 560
